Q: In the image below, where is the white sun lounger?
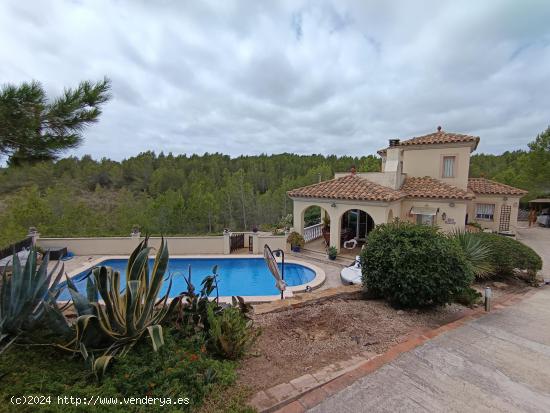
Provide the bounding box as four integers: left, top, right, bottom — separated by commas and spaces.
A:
340, 255, 362, 285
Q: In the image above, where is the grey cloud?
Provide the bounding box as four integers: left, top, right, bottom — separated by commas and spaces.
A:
0, 0, 549, 161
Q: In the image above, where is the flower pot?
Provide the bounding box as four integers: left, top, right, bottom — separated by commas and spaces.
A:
328, 255, 336, 261
291, 245, 301, 252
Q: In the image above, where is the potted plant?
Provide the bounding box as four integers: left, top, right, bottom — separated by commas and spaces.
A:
287, 231, 305, 252
327, 246, 337, 260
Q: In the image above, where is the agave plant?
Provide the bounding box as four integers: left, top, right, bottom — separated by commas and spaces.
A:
0, 248, 64, 354
174, 266, 222, 334
65, 237, 179, 368
451, 230, 493, 279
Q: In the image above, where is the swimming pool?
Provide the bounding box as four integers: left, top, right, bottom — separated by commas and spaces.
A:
59, 257, 320, 300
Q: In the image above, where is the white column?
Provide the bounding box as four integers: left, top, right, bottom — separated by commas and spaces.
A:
329, 211, 341, 252
252, 233, 259, 254
293, 202, 304, 235
28, 227, 40, 246
223, 230, 231, 255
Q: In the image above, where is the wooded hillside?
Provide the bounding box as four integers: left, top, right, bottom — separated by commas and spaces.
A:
0, 126, 548, 247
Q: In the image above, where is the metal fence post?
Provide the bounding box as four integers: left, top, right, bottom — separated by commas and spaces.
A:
484, 287, 492, 312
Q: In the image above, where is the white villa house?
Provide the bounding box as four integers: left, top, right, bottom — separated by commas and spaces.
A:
288, 127, 527, 252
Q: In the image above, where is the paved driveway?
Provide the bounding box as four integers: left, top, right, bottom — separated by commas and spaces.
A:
309, 287, 550, 413
516, 226, 550, 281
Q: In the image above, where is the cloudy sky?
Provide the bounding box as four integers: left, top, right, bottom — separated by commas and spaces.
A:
1, 0, 550, 160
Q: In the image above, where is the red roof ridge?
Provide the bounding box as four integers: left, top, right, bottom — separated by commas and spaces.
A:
287, 174, 406, 202
467, 177, 527, 196
378, 130, 480, 155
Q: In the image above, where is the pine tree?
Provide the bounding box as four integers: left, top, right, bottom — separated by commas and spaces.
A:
0, 78, 111, 165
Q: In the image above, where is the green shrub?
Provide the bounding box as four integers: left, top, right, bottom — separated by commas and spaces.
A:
286, 231, 305, 248
277, 214, 293, 230
327, 246, 337, 260
450, 230, 493, 279
206, 306, 259, 360
453, 287, 482, 308
467, 222, 482, 230
0, 329, 238, 412
361, 221, 473, 308
476, 233, 542, 279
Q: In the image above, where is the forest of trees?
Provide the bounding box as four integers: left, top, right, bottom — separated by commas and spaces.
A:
0, 152, 381, 246
0, 128, 548, 248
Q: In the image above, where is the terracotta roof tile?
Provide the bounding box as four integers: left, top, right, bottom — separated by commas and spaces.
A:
401, 176, 473, 200
287, 175, 406, 202
378, 130, 480, 155
467, 178, 527, 196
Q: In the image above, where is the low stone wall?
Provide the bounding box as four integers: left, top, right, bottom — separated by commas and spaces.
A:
38, 236, 225, 255
255, 234, 287, 254
37, 233, 288, 256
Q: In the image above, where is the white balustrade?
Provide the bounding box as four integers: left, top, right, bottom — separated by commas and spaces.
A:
303, 223, 322, 242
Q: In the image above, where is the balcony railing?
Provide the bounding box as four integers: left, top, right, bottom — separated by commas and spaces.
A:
303, 223, 322, 243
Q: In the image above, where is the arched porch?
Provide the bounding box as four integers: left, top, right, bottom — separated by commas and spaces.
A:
300, 204, 330, 244
292, 199, 393, 253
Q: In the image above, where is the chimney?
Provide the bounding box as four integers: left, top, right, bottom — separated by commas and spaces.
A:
437, 126, 442, 132
388, 139, 400, 147
350, 165, 357, 175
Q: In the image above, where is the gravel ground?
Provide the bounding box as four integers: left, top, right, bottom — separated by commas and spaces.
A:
238, 278, 531, 392
237, 294, 466, 391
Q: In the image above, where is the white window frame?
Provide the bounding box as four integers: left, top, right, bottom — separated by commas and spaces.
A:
442, 155, 456, 178
416, 214, 435, 226
475, 203, 495, 221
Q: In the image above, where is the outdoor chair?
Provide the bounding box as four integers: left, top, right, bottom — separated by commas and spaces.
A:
343, 238, 358, 250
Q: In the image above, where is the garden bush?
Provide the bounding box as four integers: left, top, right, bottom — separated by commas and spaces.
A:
361, 221, 473, 308
0, 329, 245, 413
449, 230, 492, 279
453, 286, 482, 308
206, 306, 259, 360
476, 233, 542, 279
286, 231, 305, 249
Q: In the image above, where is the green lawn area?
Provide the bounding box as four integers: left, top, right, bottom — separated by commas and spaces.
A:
0, 329, 254, 413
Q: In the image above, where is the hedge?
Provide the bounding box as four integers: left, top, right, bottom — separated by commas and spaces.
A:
475, 232, 542, 278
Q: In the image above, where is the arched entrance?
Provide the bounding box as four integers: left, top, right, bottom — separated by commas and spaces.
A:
301, 205, 329, 244
338, 209, 375, 252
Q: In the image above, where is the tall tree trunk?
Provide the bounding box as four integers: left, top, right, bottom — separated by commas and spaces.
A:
226, 191, 233, 227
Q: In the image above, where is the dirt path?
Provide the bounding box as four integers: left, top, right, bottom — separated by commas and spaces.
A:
238, 294, 465, 392
309, 286, 550, 413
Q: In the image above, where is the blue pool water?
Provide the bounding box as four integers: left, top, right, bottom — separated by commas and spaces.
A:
58, 258, 315, 299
